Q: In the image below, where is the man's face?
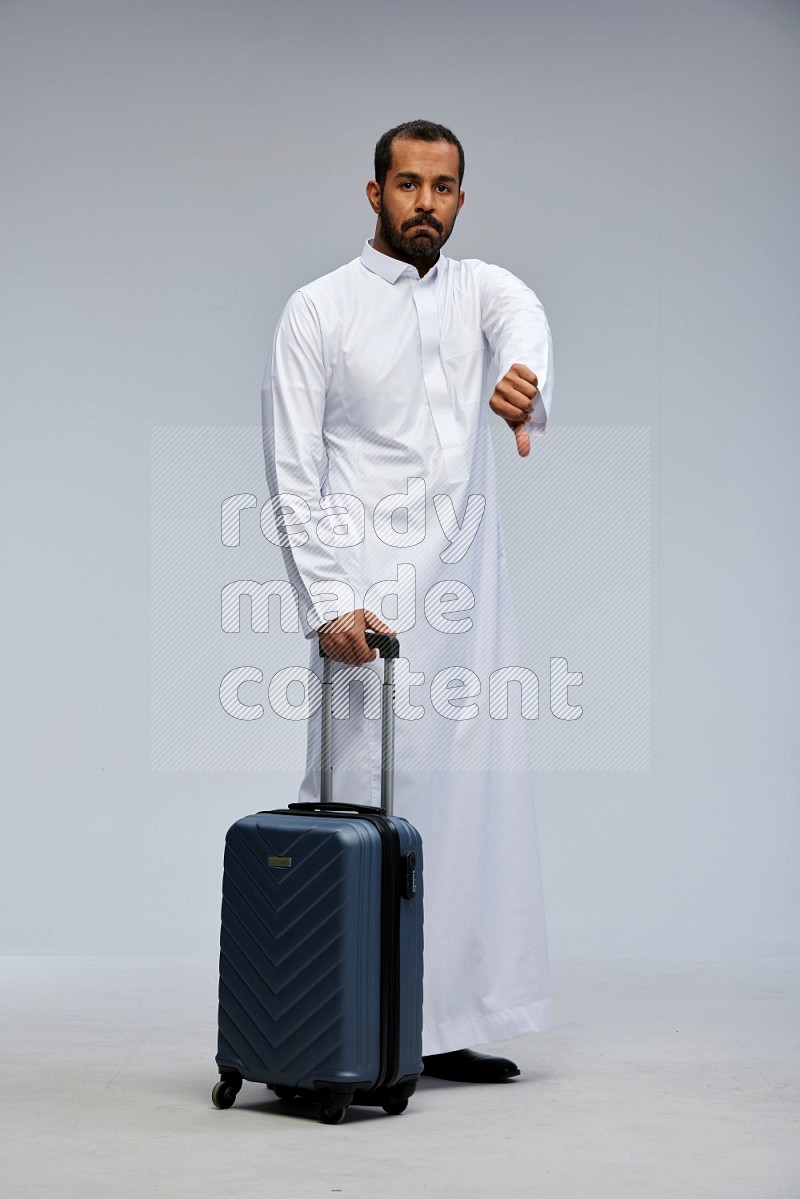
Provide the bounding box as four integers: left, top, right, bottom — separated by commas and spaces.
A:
374, 138, 464, 260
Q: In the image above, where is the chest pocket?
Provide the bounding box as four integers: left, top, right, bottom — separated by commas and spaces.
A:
439, 330, 486, 405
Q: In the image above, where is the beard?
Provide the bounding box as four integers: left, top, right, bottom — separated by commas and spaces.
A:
377, 203, 455, 260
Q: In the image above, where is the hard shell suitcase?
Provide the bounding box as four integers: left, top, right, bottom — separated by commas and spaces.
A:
212, 632, 424, 1124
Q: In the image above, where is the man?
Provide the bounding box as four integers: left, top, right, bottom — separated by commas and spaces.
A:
261, 119, 554, 1082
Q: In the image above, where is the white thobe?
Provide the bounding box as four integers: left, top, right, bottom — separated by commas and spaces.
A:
261, 237, 555, 1054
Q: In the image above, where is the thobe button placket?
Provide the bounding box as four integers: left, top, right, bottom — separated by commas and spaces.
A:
411, 272, 470, 485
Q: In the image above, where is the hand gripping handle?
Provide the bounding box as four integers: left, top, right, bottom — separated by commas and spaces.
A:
317, 632, 399, 813
318, 630, 400, 659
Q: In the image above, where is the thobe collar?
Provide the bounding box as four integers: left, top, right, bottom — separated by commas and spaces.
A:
360, 237, 443, 284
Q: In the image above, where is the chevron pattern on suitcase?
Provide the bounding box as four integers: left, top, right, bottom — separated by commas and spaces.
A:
217, 815, 382, 1088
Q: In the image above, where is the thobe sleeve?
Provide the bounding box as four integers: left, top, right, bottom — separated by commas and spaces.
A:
477, 262, 554, 437
261, 289, 357, 639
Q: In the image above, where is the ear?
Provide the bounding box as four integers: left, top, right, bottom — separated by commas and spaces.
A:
457, 190, 465, 212
365, 179, 381, 214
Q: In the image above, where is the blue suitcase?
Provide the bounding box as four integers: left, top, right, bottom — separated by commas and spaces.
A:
212, 633, 424, 1124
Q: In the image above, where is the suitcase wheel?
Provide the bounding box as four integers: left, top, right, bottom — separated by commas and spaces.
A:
319, 1100, 348, 1125
382, 1097, 409, 1116
272, 1086, 298, 1102
212, 1080, 238, 1109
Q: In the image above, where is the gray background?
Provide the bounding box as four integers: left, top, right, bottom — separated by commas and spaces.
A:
2, 0, 797, 961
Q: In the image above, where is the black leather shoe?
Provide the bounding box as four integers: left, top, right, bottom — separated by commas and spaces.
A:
422, 1048, 521, 1082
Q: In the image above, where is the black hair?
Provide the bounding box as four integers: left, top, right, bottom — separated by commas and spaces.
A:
374, 119, 465, 190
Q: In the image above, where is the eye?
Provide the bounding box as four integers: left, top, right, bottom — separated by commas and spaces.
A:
437, 184, 451, 192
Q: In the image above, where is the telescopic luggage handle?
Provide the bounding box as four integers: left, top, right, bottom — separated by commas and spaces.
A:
317, 631, 399, 814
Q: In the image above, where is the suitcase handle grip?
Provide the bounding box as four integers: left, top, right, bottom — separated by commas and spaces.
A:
319, 631, 400, 659
287, 802, 387, 816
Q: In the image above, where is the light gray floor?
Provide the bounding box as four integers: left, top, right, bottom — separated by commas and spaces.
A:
1, 955, 797, 1198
